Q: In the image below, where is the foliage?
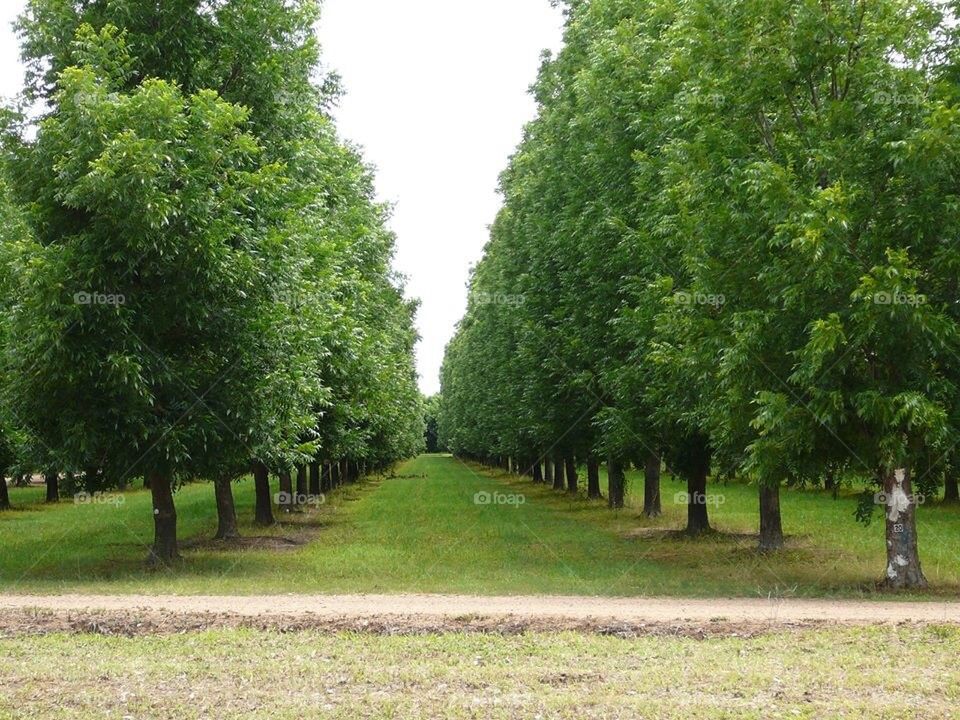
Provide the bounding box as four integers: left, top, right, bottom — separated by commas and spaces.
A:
440, 0, 960, 586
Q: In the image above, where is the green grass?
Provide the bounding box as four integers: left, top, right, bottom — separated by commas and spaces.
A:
1, 625, 958, 719
1, 454, 958, 596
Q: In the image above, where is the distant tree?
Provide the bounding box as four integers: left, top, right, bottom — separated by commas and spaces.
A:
423, 395, 444, 453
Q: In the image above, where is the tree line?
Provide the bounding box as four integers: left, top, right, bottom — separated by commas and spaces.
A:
0, 0, 424, 563
439, 0, 960, 589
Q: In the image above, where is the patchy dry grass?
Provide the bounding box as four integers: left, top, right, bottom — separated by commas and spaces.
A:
0, 625, 957, 719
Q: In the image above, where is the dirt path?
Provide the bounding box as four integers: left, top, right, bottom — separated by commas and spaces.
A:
2, 593, 958, 625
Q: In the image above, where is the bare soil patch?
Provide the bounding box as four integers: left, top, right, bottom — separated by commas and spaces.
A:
0, 606, 827, 639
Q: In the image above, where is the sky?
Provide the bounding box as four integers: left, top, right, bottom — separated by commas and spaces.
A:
0, 0, 566, 395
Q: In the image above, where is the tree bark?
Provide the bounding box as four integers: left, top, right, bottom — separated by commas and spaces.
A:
309, 462, 321, 496
278, 470, 293, 513
758, 483, 784, 551
607, 457, 626, 509
565, 456, 578, 494
84, 466, 100, 494
321, 462, 332, 492
944, 475, 959, 504
824, 469, 837, 494
213, 477, 240, 540
544, 459, 553, 486
685, 460, 711, 536
45, 471, 59, 503
532, 460, 543, 483
253, 462, 274, 526
644, 452, 662, 517
0, 470, 10, 510
148, 470, 179, 565
296, 465, 309, 510
881, 466, 927, 589
553, 456, 566, 490
331, 461, 341, 488
587, 458, 601, 499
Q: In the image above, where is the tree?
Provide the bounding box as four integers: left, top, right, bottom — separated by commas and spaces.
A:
6, 1, 424, 557
4, 30, 318, 563
0, 177, 27, 512
440, 0, 959, 587
423, 394, 444, 453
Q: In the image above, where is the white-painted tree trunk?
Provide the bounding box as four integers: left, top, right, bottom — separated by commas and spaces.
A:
882, 467, 926, 589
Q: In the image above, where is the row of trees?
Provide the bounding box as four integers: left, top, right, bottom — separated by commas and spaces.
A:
0, 0, 424, 562
440, 0, 960, 589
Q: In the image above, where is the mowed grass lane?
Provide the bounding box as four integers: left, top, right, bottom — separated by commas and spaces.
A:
1, 454, 959, 596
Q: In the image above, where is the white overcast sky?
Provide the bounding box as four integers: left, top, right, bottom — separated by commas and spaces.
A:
0, 0, 565, 395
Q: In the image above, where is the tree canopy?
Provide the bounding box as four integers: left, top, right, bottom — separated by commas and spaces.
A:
0, 0, 424, 562
440, 0, 960, 588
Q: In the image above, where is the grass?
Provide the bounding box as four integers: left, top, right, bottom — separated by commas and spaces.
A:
1, 454, 958, 597
1, 625, 958, 719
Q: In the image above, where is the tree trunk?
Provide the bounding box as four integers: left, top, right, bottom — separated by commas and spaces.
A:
148, 470, 179, 565
84, 467, 100, 494
881, 466, 927, 589
565, 456, 578, 494
278, 470, 293, 513
607, 457, 626, 509
309, 462, 321, 495
296, 465, 309, 510
253, 462, 274, 526
0, 470, 10, 511
644, 452, 662, 517
586, 459, 601, 498
45, 471, 59, 503
532, 460, 543, 483
331, 461, 341, 488
758, 483, 784, 551
944, 475, 959, 504
685, 463, 711, 536
213, 477, 240, 540
824, 469, 837, 493
321, 462, 332, 492
544, 459, 553, 486
553, 456, 565, 490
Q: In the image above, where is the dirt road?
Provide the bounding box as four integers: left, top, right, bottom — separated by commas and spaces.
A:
2, 593, 958, 626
